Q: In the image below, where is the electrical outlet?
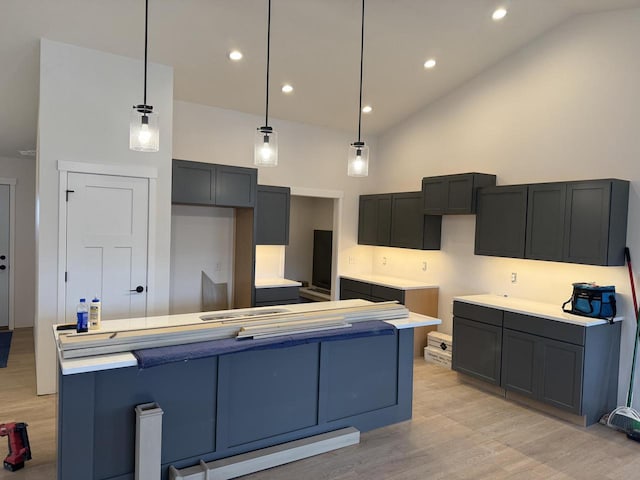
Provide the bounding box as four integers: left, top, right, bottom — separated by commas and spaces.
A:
215, 262, 222, 272
422, 261, 427, 271
511, 272, 517, 283
382, 256, 387, 266
348, 256, 355, 265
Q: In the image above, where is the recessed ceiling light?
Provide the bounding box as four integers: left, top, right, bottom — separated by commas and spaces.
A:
424, 58, 437, 69
228, 50, 243, 61
492, 7, 507, 21
362, 105, 372, 114
281, 84, 294, 94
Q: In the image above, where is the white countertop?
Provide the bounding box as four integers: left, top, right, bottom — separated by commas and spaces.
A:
340, 274, 438, 290
55, 299, 441, 375
454, 294, 623, 327
255, 278, 302, 289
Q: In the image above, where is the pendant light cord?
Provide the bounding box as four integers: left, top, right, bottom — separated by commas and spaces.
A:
357, 0, 365, 143
265, 0, 272, 128
143, 0, 149, 107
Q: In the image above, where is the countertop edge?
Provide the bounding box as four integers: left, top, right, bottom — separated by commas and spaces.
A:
453, 295, 623, 327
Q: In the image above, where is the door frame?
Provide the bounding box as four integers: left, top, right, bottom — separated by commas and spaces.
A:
56, 161, 158, 324
0, 177, 16, 330
289, 186, 343, 300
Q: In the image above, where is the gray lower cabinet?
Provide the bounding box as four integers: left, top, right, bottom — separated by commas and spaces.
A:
422, 173, 496, 215
502, 328, 584, 414
172, 159, 257, 207
474, 185, 528, 258
254, 286, 299, 306
256, 185, 290, 245
358, 194, 392, 246
451, 302, 503, 385
453, 300, 620, 425
339, 278, 406, 303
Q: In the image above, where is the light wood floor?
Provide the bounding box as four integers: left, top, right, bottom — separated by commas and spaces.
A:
1, 328, 639, 479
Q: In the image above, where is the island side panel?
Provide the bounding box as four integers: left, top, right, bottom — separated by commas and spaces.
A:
58, 327, 417, 479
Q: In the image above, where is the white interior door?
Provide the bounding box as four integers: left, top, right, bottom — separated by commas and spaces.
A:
0, 184, 9, 328
65, 173, 149, 323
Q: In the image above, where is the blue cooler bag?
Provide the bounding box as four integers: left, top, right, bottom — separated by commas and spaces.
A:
562, 282, 616, 323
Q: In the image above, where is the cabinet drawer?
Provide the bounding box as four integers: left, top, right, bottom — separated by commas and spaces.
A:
371, 285, 405, 304
340, 278, 372, 296
453, 302, 503, 327
503, 311, 585, 346
255, 286, 299, 304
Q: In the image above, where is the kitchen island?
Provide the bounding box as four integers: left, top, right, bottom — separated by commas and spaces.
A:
55, 300, 440, 480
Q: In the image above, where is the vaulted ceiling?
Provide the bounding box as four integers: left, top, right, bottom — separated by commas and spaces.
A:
2, 0, 640, 158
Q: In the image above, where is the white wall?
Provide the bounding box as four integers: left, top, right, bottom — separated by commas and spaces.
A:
170, 205, 234, 314
36, 39, 173, 394
369, 9, 640, 405
285, 196, 333, 284
0, 155, 35, 328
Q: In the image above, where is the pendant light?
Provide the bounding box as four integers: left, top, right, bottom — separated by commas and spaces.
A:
348, 0, 368, 177
130, 0, 159, 152
255, 0, 278, 167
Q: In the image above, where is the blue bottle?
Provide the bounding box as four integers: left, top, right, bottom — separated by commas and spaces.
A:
76, 298, 89, 333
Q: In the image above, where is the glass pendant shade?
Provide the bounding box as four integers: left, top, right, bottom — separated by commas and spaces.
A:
130, 109, 159, 152
254, 127, 278, 167
348, 142, 369, 177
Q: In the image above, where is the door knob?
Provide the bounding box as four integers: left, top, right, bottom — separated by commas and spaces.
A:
130, 285, 144, 293
0, 265, 6, 270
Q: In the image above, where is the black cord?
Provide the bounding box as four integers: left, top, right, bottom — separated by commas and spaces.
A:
143, 0, 149, 106
265, 0, 271, 128
357, 0, 365, 142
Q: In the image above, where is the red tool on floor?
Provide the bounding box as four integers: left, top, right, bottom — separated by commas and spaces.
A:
0, 422, 31, 471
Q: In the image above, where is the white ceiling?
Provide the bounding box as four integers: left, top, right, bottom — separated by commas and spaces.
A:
2, 0, 640, 158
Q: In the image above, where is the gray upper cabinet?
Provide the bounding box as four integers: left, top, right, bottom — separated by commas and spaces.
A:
358, 194, 392, 246
172, 159, 216, 205
390, 192, 441, 250
562, 180, 629, 266
213, 165, 257, 207
474, 185, 528, 258
525, 183, 566, 261
524, 179, 629, 265
256, 185, 290, 245
172, 159, 257, 208
422, 173, 496, 215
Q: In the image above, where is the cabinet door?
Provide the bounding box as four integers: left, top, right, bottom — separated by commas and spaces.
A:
475, 185, 528, 258
215, 165, 257, 207
452, 316, 502, 385
172, 159, 215, 205
446, 175, 475, 214
422, 177, 447, 215
502, 329, 538, 399
256, 185, 290, 245
525, 183, 566, 261
539, 337, 584, 414
390, 192, 441, 250
358, 195, 391, 246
